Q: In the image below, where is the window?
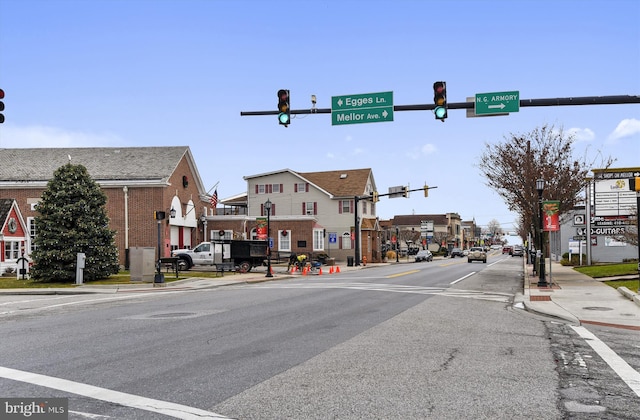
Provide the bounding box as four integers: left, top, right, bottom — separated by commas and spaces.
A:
339, 200, 352, 214
256, 184, 283, 194
28, 218, 37, 252
313, 229, 324, 251
303, 202, 316, 215
341, 232, 352, 250
4, 241, 20, 260
279, 230, 291, 252
212, 230, 231, 240
295, 182, 307, 193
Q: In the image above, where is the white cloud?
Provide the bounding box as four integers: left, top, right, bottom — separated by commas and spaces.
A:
607, 118, 640, 143
566, 127, 595, 143
0, 124, 123, 148
406, 143, 438, 160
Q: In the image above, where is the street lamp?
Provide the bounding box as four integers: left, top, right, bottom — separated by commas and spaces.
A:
264, 199, 273, 278
536, 178, 547, 287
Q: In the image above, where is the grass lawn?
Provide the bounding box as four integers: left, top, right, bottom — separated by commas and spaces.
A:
0, 270, 226, 289
572, 262, 639, 293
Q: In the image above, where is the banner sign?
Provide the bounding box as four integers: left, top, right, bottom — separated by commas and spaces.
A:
256, 217, 267, 240
542, 200, 560, 231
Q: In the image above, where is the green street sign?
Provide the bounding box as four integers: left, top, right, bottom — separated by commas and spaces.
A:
475, 91, 520, 115
332, 91, 394, 125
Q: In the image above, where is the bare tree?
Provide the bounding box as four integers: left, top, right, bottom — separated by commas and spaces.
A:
477, 124, 612, 247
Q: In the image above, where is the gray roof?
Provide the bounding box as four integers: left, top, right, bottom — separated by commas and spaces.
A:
0, 147, 192, 183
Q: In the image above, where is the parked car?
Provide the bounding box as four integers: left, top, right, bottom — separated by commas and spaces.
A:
502, 246, 513, 255
415, 249, 433, 262
511, 245, 524, 257
467, 246, 487, 263
450, 247, 464, 258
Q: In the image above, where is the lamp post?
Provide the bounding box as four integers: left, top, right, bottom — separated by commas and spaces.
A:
536, 178, 547, 287
264, 199, 273, 278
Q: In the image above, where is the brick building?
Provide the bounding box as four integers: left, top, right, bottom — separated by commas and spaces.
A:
0, 147, 213, 270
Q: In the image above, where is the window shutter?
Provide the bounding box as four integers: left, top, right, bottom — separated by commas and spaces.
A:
260, 203, 264, 216
339, 236, 342, 248
305, 183, 309, 192
302, 203, 305, 215
272, 203, 276, 216
350, 200, 354, 213
338, 201, 342, 214
268, 184, 273, 193
313, 202, 317, 215
255, 185, 259, 194
294, 184, 298, 192
280, 183, 283, 193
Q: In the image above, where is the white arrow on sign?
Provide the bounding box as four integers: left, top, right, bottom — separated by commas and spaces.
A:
337, 98, 344, 107
488, 103, 506, 110
382, 110, 389, 118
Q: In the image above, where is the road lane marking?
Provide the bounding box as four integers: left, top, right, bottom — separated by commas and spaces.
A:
571, 326, 640, 397
450, 272, 475, 285
0, 366, 232, 420
387, 270, 420, 278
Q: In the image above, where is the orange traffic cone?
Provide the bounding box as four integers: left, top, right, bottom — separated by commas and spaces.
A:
336, 266, 341, 273
318, 267, 323, 275
329, 266, 334, 274
302, 267, 308, 276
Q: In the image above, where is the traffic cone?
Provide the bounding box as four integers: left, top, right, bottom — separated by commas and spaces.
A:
318, 267, 323, 275
270, 266, 274, 275
302, 267, 308, 276
336, 266, 341, 273
329, 266, 334, 274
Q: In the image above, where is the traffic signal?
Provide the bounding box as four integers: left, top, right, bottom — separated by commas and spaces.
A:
402, 186, 409, 198
277, 89, 290, 127
423, 184, 429, 197
433, 81, 447, 121
629, 177, 640, 191
0, 88, 4, 124
372, 191, 379, 202
154, 211, 166, 220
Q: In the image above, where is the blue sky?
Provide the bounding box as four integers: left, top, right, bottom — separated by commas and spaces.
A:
1, 0, 639, 233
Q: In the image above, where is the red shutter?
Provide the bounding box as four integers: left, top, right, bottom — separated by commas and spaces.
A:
350, 200, 354, 213
280, 183, 283, 193
338, 201, 342, 214
313, 202, 317, 215
294, 184, 298, 192
339, 236, 342, 248
305, 183, 309, 192
272, 203, 276, 216
269, 184, 273, 193
260, 203, 264, 216
255, 185, 259, 194
302, 203, 305, 215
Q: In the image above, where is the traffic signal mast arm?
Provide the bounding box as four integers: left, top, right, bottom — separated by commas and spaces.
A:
367, 185, 438, 200
241, 95, 640, 117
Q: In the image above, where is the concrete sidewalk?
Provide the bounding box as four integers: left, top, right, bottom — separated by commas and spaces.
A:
521, 259, 640, 330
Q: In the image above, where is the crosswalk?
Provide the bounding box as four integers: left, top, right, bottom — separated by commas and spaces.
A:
227, 281, 513, 303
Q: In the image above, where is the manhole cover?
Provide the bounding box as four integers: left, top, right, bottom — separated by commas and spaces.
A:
582, 307, 613, 311
149, 312, 196, 318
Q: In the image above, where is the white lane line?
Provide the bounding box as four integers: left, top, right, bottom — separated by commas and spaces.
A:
450, 272, 475, 285
571, 326, 640, 397
0, 366, 232, 420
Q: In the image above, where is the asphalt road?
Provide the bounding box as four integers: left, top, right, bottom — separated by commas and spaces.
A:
1, 255, 638, 419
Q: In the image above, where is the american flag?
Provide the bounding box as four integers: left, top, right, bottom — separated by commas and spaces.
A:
210, 189, 218, 208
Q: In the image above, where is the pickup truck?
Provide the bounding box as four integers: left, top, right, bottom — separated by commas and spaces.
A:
171, 240, 268, 273
467, 246, 487, 263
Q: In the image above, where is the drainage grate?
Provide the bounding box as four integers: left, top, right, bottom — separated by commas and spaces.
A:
531, 295, 551, 301
582, 307, 613, 311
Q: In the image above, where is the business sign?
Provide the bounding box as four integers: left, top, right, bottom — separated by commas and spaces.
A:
331, 91, 394, 125
329, 232, 337, 243
256, 217, 267, 240
577, 227, 627, 236
474, 91, 520, 115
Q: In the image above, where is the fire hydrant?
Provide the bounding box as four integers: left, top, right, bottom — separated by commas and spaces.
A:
362, 256, 367, 266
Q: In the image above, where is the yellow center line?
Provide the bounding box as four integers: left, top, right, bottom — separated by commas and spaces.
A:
387, 270, 420, 278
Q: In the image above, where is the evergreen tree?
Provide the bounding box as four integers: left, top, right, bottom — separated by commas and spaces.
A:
31, 163, 119, 282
